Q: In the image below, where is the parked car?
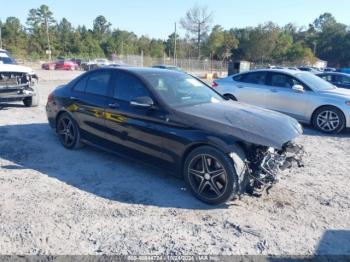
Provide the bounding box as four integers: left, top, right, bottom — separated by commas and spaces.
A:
82, 59, 111, 71
297, 67, 321, 74
0, 49, 17, 64
213, 69, 350, 134
337, 68, 350, 74
152, 64, 185, 72
54, 60, 78, 70
317, 72, 350, 89
324, 67, 336, 72
46, 67, 304, 205
0, 49, 39, 107
41, 61, 57, 70
42, 60, 78, 70
69, 58, 83, 66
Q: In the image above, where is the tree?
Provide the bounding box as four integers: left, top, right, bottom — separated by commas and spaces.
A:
244, 23, 279, 63
26, 5, 56, 58
310, 13, 347, 66
205, 26, 238, 60
149, 39, 165, 58
180, 4, 213, 59
93, 15, 111, 40
1, 17, 27, 56
57, 18, 74, 55
272, 32, 293, 63
206, 25, 224, 58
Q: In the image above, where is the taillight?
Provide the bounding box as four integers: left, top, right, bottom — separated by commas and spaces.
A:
212, 81, 218, 88
47, 92, 54, 103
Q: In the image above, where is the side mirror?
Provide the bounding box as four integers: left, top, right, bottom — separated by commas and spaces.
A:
292, 84, 304, 92
130, 96, 154, 108
223, 94, 237, 101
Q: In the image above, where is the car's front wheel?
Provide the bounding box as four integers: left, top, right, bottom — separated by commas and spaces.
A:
312, 106, 345, 134
23, 85, 39, 107
184, 145, 247, 205
56, 113, 82, 149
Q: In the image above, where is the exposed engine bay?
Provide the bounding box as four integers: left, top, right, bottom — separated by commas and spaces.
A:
0, 71, 38, 101
244, 141, 305, 195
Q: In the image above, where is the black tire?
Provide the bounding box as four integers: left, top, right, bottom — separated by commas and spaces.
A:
56, 113, 82, 149
224, 94, 237, 101
184, 145, 247, 205
312, 106, 345, 134
23, 83, 39, 107
23, 97, 33, 107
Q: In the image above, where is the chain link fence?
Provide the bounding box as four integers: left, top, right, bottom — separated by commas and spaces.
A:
120, 55, 228, 75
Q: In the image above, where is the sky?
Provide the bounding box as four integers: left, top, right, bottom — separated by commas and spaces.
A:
1, 0, 349, 39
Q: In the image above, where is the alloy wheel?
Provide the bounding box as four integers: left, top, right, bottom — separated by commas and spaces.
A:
188, 154, 227, 200
316, 110, 340, 132
57, 117, 76, 147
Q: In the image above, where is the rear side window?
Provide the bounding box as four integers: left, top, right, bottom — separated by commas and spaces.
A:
239, 72, 267, 85
113, 72, 150, 102
335, 75, 350, 84
73, 77, 86, 92
85, 71, 111, 96
233, 74, 243, 81
319, 74, 332, 82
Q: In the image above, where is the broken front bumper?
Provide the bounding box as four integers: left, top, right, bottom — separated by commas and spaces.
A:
0, 83, 35, 101
246, 141, 305, 195
0, 72, 38, 102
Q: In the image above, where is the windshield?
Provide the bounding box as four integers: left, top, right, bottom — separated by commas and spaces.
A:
144, 73, 223, 107
296, 72, 336, 91
0, 52, 16, 64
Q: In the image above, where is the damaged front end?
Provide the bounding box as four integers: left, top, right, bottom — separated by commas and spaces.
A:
244, 141, 305, 195
0, 72, 38, 102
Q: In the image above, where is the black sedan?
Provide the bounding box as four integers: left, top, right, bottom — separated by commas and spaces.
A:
46, 67, 304, 205
317, 72, 350, 89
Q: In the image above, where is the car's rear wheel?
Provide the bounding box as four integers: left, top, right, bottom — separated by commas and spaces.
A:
312, 106, 345, 134
57, 113, 82, 149
184, 145, 247, 205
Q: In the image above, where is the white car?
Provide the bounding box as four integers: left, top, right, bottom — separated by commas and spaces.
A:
0, 49, 39, 107
213, 69, 350, 133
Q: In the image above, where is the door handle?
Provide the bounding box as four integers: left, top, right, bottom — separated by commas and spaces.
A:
270, 89, 278, 92
108, 103, 119, 109
70, 96, 79, 101
237, 85, 244, 88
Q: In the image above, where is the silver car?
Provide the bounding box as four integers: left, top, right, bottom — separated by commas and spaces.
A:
213, 69, 350, 133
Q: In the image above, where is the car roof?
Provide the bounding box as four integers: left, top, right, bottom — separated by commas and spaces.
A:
153, 64, 177, 68
94, 66, 185, 76
239, 68, 304, 76
317, 72, 349, 76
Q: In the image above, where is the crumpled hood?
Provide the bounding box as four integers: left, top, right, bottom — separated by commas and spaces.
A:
0, 64, 35, 75
175, 101, 303, 149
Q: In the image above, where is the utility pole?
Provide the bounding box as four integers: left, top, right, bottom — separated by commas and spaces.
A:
45, 16, 52, 60
141, 49, 144, 67
0, 26, 2, 49
313, 41, 317, 56
174, 22, 177, 66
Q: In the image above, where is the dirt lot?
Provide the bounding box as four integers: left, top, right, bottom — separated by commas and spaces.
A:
0, 69, 350, 255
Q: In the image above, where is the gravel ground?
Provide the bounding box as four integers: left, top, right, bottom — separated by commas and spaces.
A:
0, 70, 349, 256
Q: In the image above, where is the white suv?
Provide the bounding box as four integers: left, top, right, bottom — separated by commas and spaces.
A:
0, 49, 39, 107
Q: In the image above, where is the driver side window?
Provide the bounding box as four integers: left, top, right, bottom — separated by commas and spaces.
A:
113, 72, 151, 102
269, 73, 303, 89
